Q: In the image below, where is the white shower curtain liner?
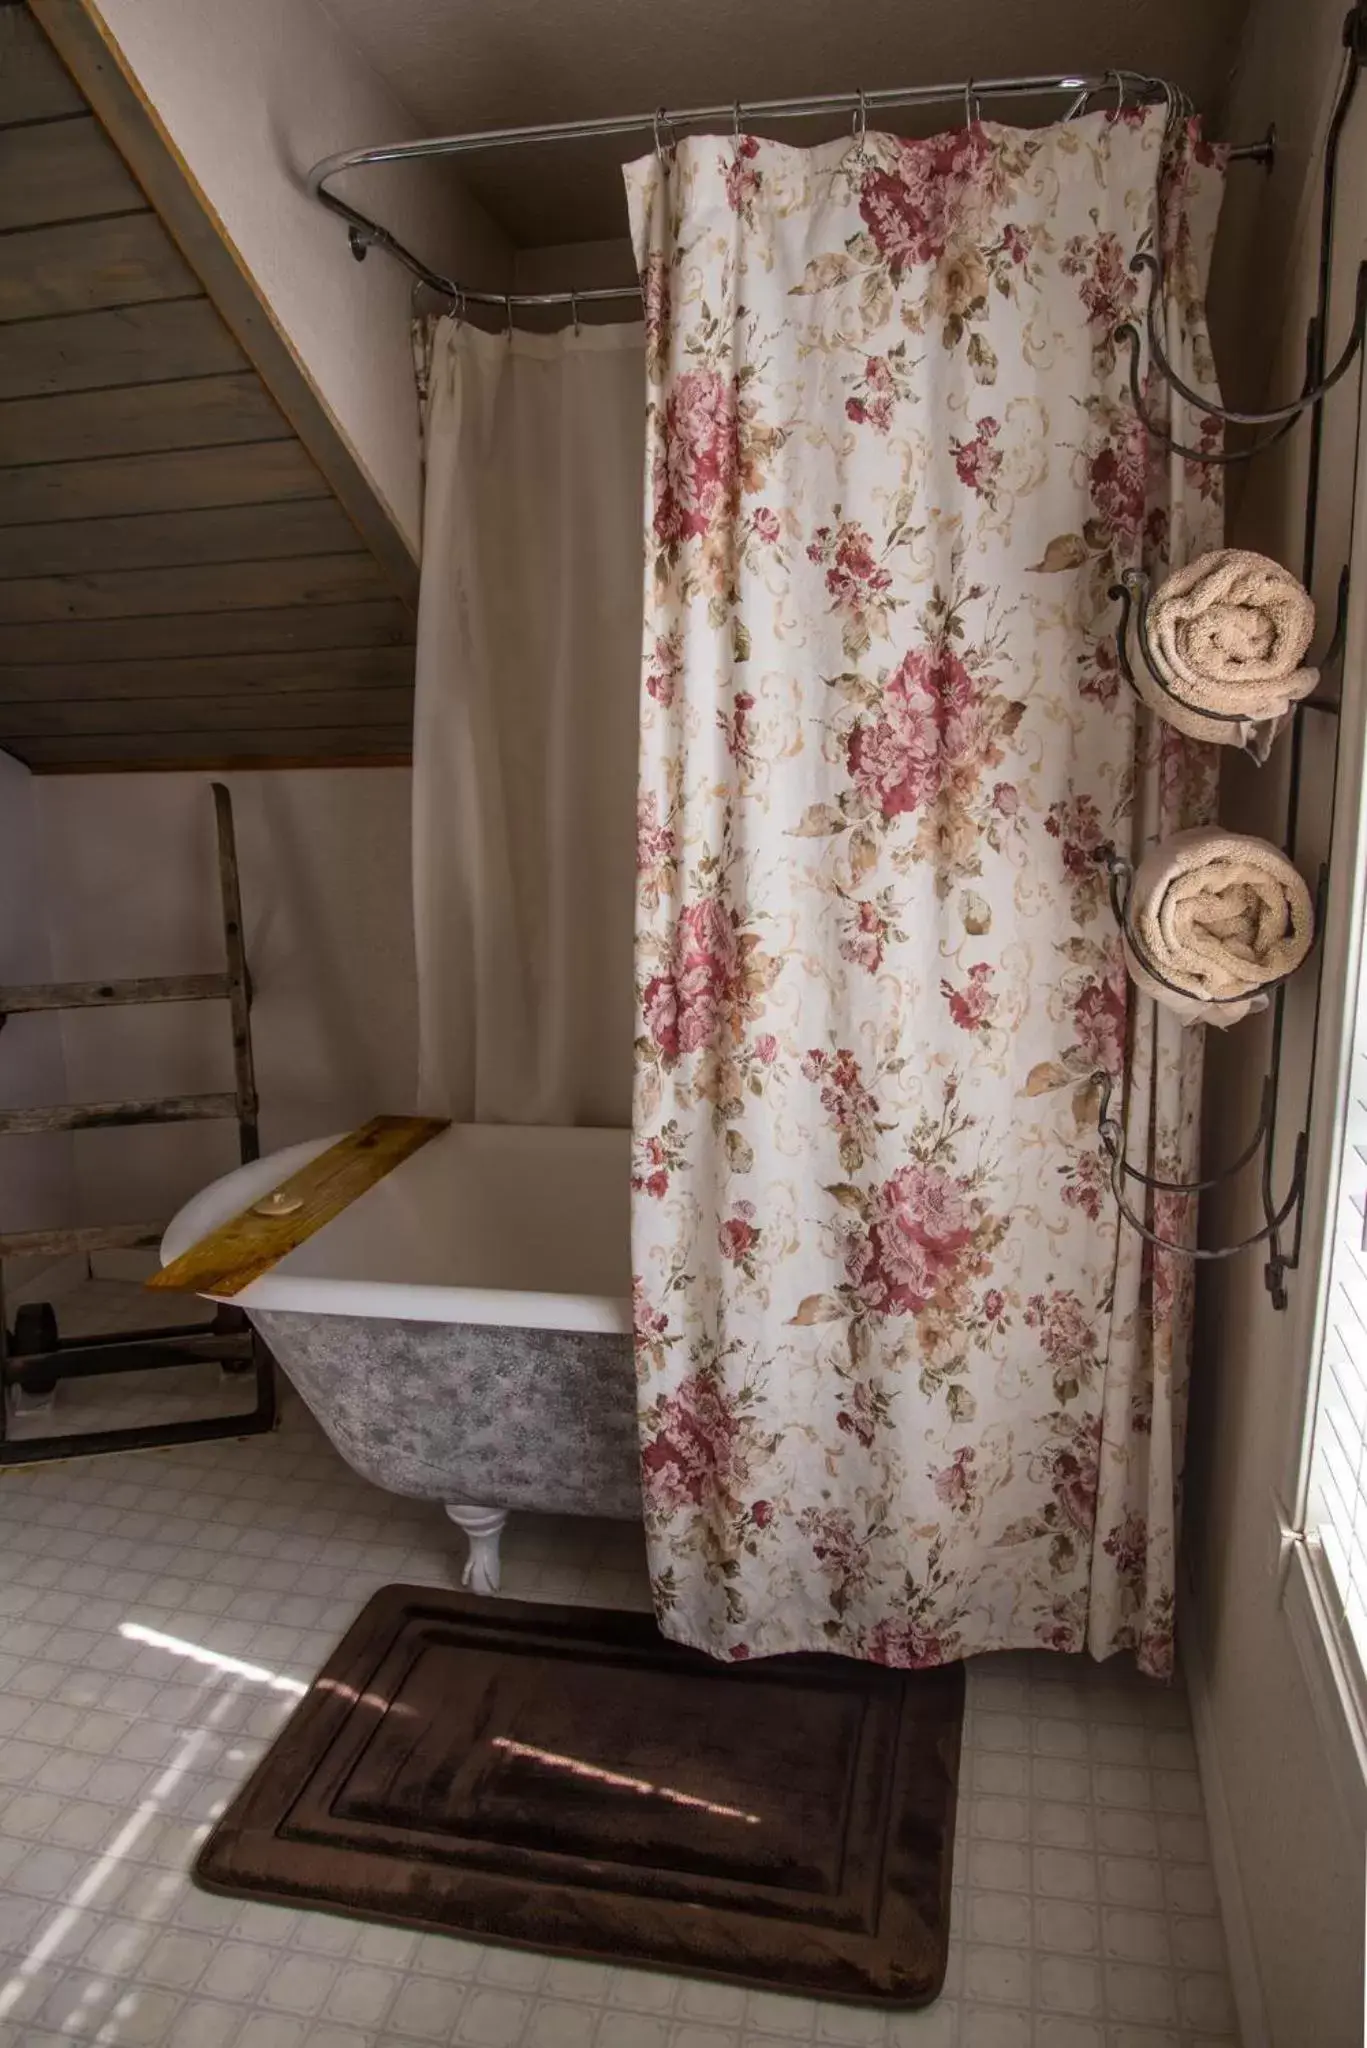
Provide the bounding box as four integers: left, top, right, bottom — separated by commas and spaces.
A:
412, 318, 645, 1126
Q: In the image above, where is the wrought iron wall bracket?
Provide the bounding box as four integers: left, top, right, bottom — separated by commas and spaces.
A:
1094, 5, 1366, 1304
1122, 250, 1367, 432
1092, 832, 1312, 1277
1095, 1071, 1304, 1262
1114, 313, 1319, 464
1097, 828, 1327, 1300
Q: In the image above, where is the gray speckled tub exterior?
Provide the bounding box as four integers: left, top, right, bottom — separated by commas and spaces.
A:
250, 1307, 642, 1521
161, 1125, 641, 1590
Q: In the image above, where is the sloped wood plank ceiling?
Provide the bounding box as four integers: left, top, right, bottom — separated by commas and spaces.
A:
0, 3, 416, 771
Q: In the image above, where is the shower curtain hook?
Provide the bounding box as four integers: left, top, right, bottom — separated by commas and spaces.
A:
964, 77, 976, 125
502, 292, 514, 339
732, 99, 743, 142
1157, 76, 1184, 145
851, 87, 868, 145
653, 105, 675, 165
570, 288, 582, 337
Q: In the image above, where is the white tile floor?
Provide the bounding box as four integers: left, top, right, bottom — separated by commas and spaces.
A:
0, 1326, 1240, 2047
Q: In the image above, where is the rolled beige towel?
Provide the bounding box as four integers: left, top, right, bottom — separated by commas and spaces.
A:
1123, 827, 1315, 1027
1133, 550, 1318, 763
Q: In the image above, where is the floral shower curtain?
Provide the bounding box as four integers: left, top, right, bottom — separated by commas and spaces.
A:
626, 108, 1225, 1677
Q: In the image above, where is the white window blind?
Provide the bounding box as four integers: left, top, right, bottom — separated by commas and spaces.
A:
1305, 952, 1367, 1673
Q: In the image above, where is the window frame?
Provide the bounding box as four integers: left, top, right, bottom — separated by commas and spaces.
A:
1277, 387, 1367, 1831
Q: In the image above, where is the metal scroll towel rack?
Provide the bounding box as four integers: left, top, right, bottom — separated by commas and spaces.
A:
306, 72, 1275, 319
1097, 1, 1367, 1307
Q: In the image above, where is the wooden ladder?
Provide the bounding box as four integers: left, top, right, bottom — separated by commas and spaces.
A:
0, 784, 275, 1462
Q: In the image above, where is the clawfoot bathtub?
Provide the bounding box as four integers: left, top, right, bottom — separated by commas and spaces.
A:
160, 1126, 640, 1591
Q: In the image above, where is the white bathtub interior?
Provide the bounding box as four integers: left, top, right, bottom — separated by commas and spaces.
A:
161, 1122, 632, 1333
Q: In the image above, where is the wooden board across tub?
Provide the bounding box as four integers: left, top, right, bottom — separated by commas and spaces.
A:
149, 1115, 448, 1298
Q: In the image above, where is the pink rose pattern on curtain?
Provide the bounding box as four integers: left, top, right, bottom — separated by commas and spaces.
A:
625, 110, 1225, 1677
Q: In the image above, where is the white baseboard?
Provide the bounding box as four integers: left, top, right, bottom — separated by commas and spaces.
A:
1180, 1576, 1272, 2048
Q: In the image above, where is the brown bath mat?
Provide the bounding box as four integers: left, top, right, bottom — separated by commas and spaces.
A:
196, 1588, 964, 2007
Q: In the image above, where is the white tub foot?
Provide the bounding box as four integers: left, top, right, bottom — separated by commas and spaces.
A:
444, 1503, 508, 1595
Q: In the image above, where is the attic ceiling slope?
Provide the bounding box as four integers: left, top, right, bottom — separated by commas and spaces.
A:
0, 2, 415, 773
316, 0, 1251, 245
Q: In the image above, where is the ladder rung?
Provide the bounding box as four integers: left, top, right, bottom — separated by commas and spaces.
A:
0, 1094, 239, 1136
0, 1223, 166, 1260
0, 975, 230, 1015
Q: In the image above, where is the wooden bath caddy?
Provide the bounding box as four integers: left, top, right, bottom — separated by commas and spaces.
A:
150, 1114, 448, 1298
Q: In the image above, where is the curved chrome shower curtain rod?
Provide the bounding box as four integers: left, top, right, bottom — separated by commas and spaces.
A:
307, 70, 1276, 314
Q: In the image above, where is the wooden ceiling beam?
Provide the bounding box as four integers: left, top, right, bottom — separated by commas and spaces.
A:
0, 108, 144, 228
0, 684, 414, 739
0, 598, 413, 664
0, 297, 246, 400
0, 4, 83, 119
0, 441, 327, 525
0, 370, 292, 464
0, 552, 387, 625
0, 500, 358, 580
0, 643, 414, 702
12, 728, 415, 771
0, 209, 197, 320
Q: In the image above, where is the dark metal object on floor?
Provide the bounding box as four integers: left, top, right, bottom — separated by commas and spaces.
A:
0, 783, 275, 1461
196, 1588, 965, 2008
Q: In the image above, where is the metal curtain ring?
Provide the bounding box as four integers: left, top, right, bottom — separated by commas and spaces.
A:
733, 99, 743, 141
503, 293, 514, 338
965, 77, 975, 125
851, 87, 867, 142
653, 105, 674, 161
1159, 76, 1184, 141
570, 289, 581, 336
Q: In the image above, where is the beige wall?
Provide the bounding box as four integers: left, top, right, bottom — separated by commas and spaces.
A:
29, 770, 417, 1235
1191, 1, 1367, 2042
0, 754, 75, 1259
512, 238, 639, 297
88, 0, 512, 554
